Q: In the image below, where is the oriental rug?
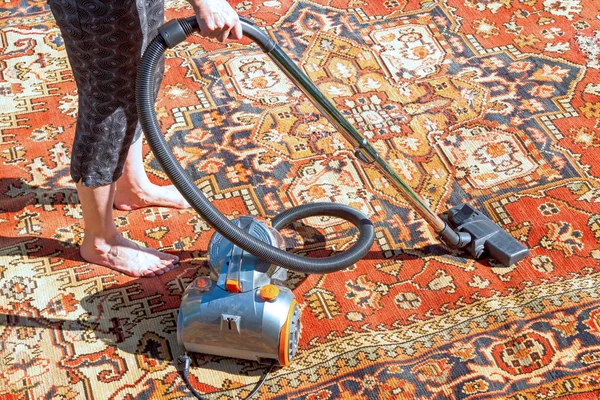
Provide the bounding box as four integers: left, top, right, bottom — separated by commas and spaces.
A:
2, 0, 600, 399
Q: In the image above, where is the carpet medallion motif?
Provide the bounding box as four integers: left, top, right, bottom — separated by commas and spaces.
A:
1, 0, 600, 399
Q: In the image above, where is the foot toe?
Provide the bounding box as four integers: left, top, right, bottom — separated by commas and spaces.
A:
153, 268, 166, 275
163, 253, 179, 263
159, 258, 174, 266
161, 264, 175, 273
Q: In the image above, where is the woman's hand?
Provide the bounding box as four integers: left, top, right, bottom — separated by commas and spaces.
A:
190, 0, 242, 42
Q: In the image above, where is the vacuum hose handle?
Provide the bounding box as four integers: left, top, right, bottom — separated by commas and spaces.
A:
158, 16, 275, 51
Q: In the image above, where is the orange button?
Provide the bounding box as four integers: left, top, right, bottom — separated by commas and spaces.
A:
195, 278, 211, 289
195, 278, 212, 292
260, 284, 279, 301
226, 279, 241, 293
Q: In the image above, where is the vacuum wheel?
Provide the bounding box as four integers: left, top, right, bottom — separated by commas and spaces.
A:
279, 301, 301, 366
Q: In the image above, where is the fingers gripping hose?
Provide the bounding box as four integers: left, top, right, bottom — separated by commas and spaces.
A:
136, 19, 375, 274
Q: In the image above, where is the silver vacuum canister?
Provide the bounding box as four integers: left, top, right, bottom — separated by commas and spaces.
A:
177, 216, 301, 365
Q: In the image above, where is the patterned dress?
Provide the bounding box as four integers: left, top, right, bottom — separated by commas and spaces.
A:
48, 0, 165, 186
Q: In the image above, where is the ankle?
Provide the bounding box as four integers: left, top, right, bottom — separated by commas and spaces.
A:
116, 176, 152, 194
82, 230, 121, 250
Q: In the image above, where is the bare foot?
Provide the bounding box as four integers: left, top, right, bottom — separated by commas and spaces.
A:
81, 234, 179, 277
113, 184, 190, 211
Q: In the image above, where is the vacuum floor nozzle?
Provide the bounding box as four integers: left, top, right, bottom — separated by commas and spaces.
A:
447, 204, 529, 266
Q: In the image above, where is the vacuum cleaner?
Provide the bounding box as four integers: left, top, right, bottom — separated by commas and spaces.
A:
136, 16, 529, 398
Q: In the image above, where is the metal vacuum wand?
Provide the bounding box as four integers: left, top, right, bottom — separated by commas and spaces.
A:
156, 17, 529, 266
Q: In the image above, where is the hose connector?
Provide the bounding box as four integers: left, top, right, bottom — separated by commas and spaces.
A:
158, 19, 193, 48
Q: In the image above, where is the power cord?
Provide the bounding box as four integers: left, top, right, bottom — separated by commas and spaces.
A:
179, 354, 276, 399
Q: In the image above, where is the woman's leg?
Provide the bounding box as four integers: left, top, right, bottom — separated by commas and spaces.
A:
49, 0, 181, 276
113, 134, 190, 211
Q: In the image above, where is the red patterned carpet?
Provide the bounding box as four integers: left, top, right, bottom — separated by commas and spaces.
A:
2, 0, 600, 398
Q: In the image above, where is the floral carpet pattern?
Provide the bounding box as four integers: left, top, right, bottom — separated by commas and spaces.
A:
2, 0, 600, 398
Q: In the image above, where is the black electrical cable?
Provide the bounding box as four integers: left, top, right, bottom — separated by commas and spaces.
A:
179, 354, 275, 399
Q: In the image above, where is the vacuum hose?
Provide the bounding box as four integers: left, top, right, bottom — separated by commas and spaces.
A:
136, 18, 375, 274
